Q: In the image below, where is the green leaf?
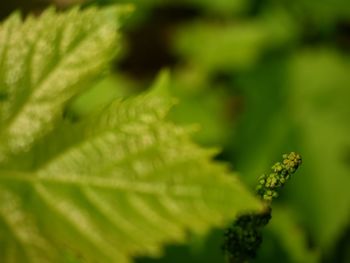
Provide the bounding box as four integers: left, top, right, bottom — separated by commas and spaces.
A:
0, 7, 262, 263
288, 0, 350, 28
66, 73, 137, 119
0, 6, 120, 162
0, 92, 261, 263
266, 207, 320, 263
174, 11, 296, 72
184, 0, 248, 15
287, 50, 350, 250
169, 66, 233, 146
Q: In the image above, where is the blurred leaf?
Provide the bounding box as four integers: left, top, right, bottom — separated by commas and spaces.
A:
67, 74, 137, 118
287, 0, 350, 28
185, 0, 248, 15
174, 11, 297, 72
231, 56, 292, 186
137, 228, 226, 263
264, 206, 319, 263
169, 66, 233, 146
288, 50, 350, 250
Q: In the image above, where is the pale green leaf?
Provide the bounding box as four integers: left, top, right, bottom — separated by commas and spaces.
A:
0, 6, 120, 161
0, 7, 262, 263
0, 91, 262, 262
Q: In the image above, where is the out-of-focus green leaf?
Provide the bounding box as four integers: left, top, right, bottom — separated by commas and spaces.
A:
264, 206, 319, 263
137, 228, 226, 263
288, 0, 350, 28
185, 0, 248, 15
174, 11, 297, 72
168, 66, 233, 146
288, 50, 350, 250
67, 74, 137, 118
230, 56, 292, 187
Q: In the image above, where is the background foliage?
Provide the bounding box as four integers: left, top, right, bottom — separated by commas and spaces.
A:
1, 0, 349, 262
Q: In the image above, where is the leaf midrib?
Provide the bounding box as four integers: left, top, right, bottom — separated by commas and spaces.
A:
0, 171, 203, 197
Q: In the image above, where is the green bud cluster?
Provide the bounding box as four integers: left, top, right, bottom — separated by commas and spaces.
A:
256, 152, 302, 201
223, 152, 301, 262
222, 209, 271, 263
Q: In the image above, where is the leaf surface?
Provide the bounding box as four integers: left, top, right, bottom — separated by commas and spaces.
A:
0, 6, 120, 161
0, 8, 261, 263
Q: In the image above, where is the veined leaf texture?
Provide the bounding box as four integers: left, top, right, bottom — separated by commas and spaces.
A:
0, 6, 261, 263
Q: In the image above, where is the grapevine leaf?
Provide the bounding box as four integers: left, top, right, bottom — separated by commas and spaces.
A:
0, 6, 120, 162
0, 90, 262, 262
0, 7, 262, 263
